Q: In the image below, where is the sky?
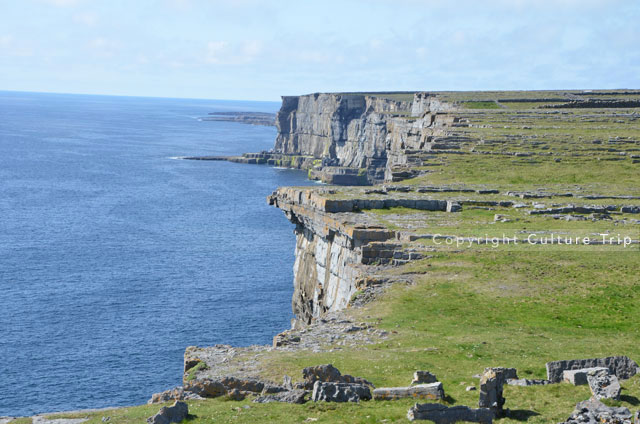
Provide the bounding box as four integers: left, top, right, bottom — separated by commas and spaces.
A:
1, 0, 639, 101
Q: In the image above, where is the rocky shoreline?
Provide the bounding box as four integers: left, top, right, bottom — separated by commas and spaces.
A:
200, 111, 276, 126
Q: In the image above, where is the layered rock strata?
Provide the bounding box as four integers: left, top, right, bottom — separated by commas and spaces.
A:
270, 92, 464, 184
267, 186, 461, 325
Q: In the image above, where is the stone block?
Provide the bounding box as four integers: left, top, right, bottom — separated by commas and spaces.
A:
311, 381, 371, 402
411, 370, 438, 385
408, 403, 493, 423
373, 383, 444, 401
478, 368, 506, 418
562, 367, 608, 385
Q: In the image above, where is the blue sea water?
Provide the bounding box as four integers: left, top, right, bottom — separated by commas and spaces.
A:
0, 91, 310, 417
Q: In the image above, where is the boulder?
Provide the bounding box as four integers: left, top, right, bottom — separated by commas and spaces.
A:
478, 368, 506, 417
411, 371, 438, 385
484, 367, 518, 380
227, 388, 245, 401
560, 398, 632, 424
545, 356, 638, 383
407, 403, 493, 423
587, 369, 621, 400
183, 379, 226, 398
302, 364, 373, 390
373, 383, 444, 401
253, 389, 307, 404
147, 401, 188, 424
311, 381, 372, 402
562, 367, 608, 386
261, 383, 287, 394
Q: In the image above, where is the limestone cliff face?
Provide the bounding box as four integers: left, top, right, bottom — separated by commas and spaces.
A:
272, 92, 462, 184
274, 93, 411, 182
267, 187, 456, 326
268, 92, 466, 325
267, 187, 397, 325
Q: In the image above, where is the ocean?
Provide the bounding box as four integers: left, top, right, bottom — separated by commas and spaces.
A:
0, 91, 310, 417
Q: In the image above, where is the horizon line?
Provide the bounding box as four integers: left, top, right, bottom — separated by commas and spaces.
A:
0, 88, 283, 104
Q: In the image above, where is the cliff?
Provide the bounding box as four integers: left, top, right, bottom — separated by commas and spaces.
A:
267, 186, 461, 325
272, 92, 463, 184
187, 91, 467, 185
266, 89, 640, 326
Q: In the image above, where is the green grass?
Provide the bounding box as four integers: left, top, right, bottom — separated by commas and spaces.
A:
408, 155, 640, 191
42, 249, 640, 423
185, 361, 209, 382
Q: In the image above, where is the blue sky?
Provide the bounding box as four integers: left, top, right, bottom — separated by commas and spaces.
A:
1, 0, 638, 101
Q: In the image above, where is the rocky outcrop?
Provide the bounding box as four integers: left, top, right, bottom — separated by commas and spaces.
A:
148, 387, 204, 404
201, 111, 276, 126
183, 379, 227, 398
560, 399, 633, 424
